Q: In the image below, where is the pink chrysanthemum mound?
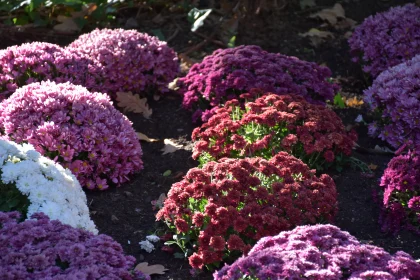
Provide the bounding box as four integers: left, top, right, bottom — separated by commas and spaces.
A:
379, 146, 420, 235
349, 4, 420, 77
0, 42, 90, 100
214, 224, 420, 280
156, 153, 337, 269
178, 45, 339, 122
0, 81, 143, 190
0, 211, 150, 280
364, 55, 420, 148
67, 28, 179, 96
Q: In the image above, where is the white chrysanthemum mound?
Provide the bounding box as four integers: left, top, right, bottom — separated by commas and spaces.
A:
0, 139, 97, 234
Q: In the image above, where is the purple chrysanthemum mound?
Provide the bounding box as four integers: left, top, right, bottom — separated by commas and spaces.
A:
214, 224, 420, 280
67, 28, 179, 97
364, 55, 420, 148
349, 4, 420, 77
0, 42, 90, 100
178, 45, 339, 122
0, 81, 143, 190
379, 147, 420, 235
0, 211, 150, 280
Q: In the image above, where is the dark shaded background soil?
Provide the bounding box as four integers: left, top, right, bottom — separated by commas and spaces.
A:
1, 0, 419, 279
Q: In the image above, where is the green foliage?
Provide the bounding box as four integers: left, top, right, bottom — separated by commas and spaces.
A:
333, 92, 346, 108
0, 173, 30, 219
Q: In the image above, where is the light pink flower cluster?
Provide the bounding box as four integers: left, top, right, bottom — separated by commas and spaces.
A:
67, 28, 179, 97
0, 42, 91, 101
0, 81, 143, 190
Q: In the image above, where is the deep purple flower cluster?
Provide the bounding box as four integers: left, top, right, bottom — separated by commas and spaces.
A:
214, 224, 420, 280
0, 211, 150, 280
177, 45, 339, 122
379, 147, 420, 234
0, 42, 90, 100
349, 4, 420, 77
67, 28, 179, 97
0, 81, 143, 190
364, 55, 420, 148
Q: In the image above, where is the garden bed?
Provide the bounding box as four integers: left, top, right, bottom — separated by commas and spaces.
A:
1, 0, 419, 279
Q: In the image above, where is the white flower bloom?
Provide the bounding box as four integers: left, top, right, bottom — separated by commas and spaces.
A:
0, 139, 97, 234
139, 240, 155, 253
146, 234, 160, 243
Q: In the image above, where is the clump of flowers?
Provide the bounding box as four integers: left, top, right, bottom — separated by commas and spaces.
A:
379, 146, 420, 235
177, 45, 340, 122
139, 235, 161, 253
67, 28, 179, 97
349, 4, 420, 77
214, 224, 420, 279
156, 153, 337, 270
0, 211, 150, 280
364, 55, 420, 148
0, 81, 143, 190
0, 42, 90, 101
0, 139, 97, 233
192, 93, 357, 171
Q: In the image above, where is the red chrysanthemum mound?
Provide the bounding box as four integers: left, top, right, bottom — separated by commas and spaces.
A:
214, 224, 420, 280
177, 45, 339, 122
0, 81, 143, 190
156, 153, 337, 269
379, 146, 420, 235
192, 93, 357, 171
67, 28, 179, 97
0, 211, 150, 280
0, 42, 90, 101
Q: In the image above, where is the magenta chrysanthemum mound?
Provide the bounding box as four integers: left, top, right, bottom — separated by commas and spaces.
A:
364, 55, 420, 148
178, 45, 339, 122
214, 224, 420, 280
192, 93, 357, 171
0, 42, 90, 100
67, 28, 179, 97
349, 4, 420, 77
0, 211, 150, 280
379, 147, 420, 235
0, 81, 143, 190
156, 153, 337, 269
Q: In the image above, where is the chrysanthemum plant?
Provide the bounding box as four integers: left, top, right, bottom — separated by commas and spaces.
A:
156, 153, 337, 270
192, 92, 358, 172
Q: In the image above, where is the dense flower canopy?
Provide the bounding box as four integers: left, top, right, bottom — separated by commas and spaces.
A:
349, 4, 420, 77
0, 211, 150, 280
0, 81, 143, 190
178, 45, 339, 122
214, 224, 420, 280
68, 28, 179, 97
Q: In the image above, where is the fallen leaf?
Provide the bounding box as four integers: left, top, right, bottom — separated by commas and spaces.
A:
299, 28, 334, 47
163, 170, 172, 177
116, 92, 152, 118
335, 18, 357, 30
168, 78, 179, 91
374, 145, 395, 154
136, 132, 159, 142
151, 193, 167, 210
179, 54, 198, 74
161, 139, 183, 155
53, 17, 80, 33
343, 96, 364, 107
310, 3, 345, 26
300, 0, 316, 9
135, 262, 168, 276
172, 171, 184, 179
368, 164, 378, 171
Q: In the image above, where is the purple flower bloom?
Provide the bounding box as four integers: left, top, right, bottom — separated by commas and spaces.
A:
0, 211, 150, 280
214, 224, 420, 280
349, 4, 420, 77
379, 148, 420, 234
0, 81, 143, 190
364, 55, 420, 148
67, 28, 179, 97
178, 45, 339, 122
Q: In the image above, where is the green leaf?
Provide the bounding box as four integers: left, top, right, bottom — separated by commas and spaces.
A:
164, 241, 177, 245
228, 36, 236, 48
29, 0, 44, 12
13, 15, 29, 25
162, 170, 172, 177
333, 93, 346, 108
151, 29, 166, 41
173, 252, 185, 259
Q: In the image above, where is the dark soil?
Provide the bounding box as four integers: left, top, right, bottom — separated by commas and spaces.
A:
1, 0, 419, 279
